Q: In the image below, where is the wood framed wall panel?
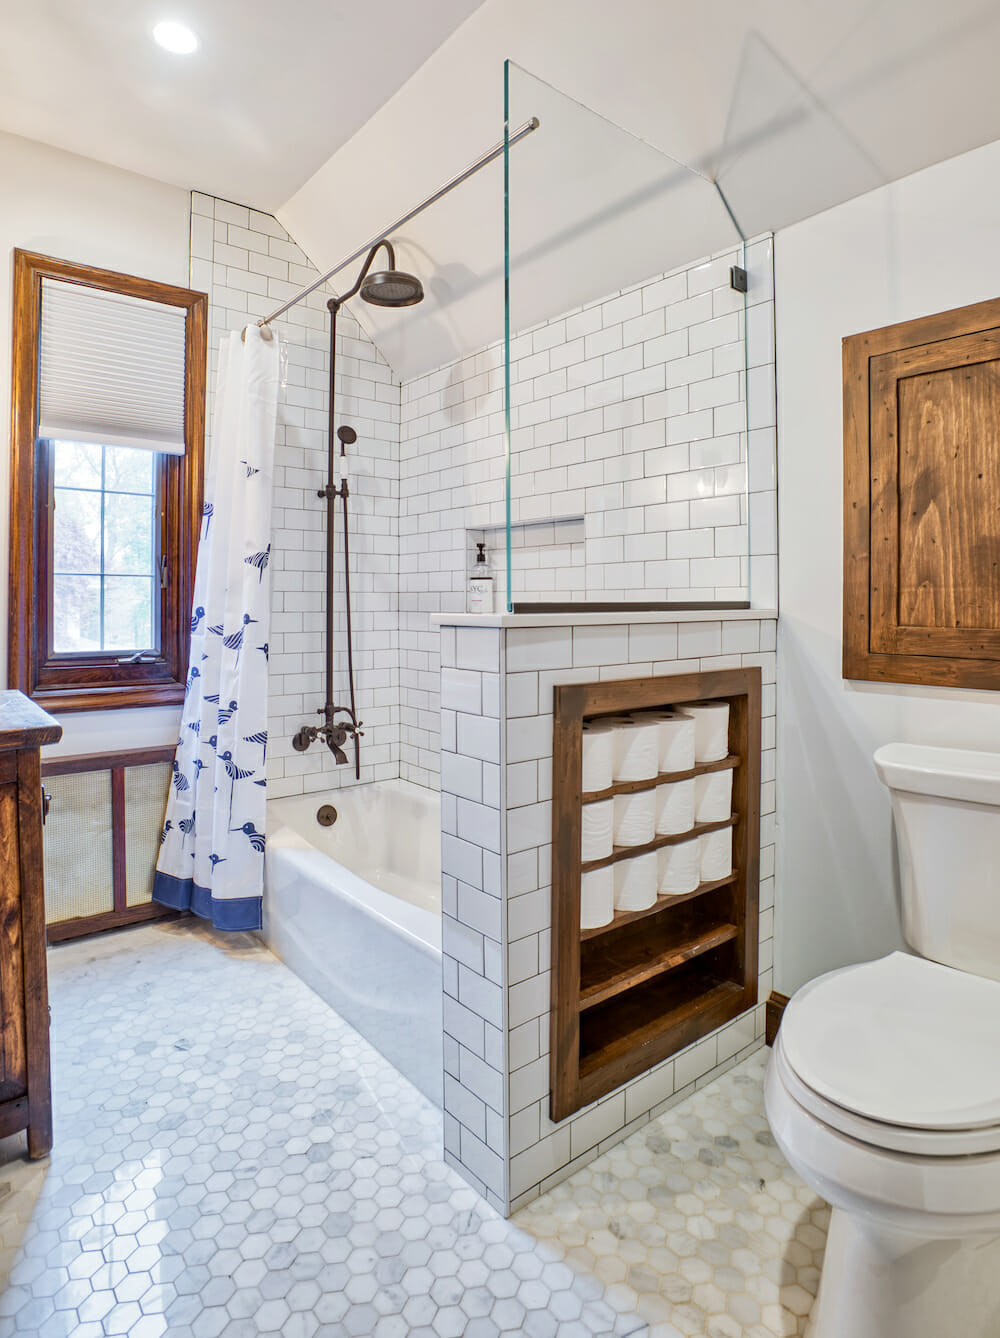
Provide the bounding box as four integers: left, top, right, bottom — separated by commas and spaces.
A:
844, 296, 1000, 688
40, 747, 178, 941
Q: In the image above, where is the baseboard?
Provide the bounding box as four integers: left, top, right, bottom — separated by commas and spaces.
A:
765, 991, 790, 1047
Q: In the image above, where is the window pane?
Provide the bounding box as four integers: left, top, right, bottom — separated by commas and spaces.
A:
52, 441, 102, 489
104, 446, 154, 495
53, 575, 101, 652
103, 576, 153, 651
104, 492, 154, 576
53, 488, 101, 574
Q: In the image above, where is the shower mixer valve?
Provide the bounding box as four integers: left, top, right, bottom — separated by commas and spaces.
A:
291, 707, 363, 766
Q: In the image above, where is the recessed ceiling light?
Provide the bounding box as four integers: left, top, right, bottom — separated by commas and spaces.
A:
153, 20, 199, 54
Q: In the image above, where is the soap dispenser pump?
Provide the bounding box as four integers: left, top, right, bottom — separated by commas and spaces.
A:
468, 542, 494, 615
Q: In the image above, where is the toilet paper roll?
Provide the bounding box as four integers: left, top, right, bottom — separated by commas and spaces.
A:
613, 719, 659, 783
614, 851, 658, 912
655, 779, 696, 836
658, 838, 701, 896
680, 701, 730, 763
581, 721, 615, 793
580, 866, 615, 929
581, 799, 614, 862
695, 769, 733, 823
700, 827, 733, 882
613, 789, 656, 846
654, 711, 697, 773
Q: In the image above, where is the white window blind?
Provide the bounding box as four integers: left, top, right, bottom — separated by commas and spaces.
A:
38, 279, 188, 455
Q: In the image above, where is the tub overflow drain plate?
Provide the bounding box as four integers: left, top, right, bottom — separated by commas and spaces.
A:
316, 805, 338, 827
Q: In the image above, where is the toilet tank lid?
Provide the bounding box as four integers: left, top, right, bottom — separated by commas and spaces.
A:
782, 953, 1000, 1131
874, 742, 1000, 804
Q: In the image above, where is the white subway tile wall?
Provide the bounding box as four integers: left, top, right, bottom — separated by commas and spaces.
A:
439, 623, 508, 1212
400, 239, 777, 789
190, 193, 401, 799
439, 617, 777, 1212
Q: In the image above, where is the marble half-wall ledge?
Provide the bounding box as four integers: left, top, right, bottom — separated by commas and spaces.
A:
437, 612, 777, 1214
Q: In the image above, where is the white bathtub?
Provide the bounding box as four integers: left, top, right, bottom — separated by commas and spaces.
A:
264, 779, 443, 1105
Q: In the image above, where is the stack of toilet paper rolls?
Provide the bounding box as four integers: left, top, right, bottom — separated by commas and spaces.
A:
579, 700, 734, 928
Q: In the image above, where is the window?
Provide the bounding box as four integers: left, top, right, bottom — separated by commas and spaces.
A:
9, 250, 207, 711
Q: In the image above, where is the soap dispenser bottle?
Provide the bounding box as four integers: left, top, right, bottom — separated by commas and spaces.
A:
468, 542, 494, 614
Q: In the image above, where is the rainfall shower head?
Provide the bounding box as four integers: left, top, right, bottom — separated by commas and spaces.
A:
359, 240, 423, 308
360, 268, 424, 307
329, 239, 424, 311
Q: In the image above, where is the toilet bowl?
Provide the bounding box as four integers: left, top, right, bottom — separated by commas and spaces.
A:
765, 743, 1000, 1337
766, 954, 1000, 1337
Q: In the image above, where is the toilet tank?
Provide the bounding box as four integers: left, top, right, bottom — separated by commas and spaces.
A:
874, 743, 1000, 982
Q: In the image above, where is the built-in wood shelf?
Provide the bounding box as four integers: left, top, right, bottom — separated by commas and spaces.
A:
581, 753, 739, 804
580, 815, 736, 874
579, 873, 738, 940
578, 974, 746, 1089
550, 668, 761, 1122
580, 920, 738, 1010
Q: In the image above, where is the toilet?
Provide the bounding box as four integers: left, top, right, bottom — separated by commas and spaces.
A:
766, 742, 1000, 1338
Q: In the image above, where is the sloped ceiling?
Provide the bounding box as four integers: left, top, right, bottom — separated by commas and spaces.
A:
277, 0, 1000, 380
0, 0, 487, 210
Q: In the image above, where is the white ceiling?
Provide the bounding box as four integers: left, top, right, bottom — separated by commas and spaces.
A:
7, 0, 1000, 380
0, 0, 486, 209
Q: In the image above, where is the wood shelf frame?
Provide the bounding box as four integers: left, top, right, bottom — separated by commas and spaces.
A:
580, 816, 736, 873
581, 753, 738, 803
550, 668, 761, 1122
578, 873, 737, 940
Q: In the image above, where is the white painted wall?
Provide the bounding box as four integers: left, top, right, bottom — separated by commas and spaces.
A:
775, 136, 1000, 994
0, 130, 192, 757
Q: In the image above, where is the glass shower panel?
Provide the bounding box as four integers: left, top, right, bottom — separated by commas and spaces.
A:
358, 154, 510, 630
503, 61, 752, 610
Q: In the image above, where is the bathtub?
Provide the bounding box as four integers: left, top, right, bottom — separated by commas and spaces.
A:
264, 779, 442, 1105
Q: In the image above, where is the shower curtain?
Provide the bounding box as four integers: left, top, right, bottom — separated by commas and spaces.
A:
153, 326, 279, 930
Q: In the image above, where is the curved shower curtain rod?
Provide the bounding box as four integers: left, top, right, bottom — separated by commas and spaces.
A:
256, 116, 540, 330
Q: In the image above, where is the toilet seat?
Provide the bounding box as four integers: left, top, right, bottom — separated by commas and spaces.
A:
774, 1037, 1000, 1157
780, 952, 1000, 1155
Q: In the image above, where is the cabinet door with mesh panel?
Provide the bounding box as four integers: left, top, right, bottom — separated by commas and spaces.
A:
41, 749, 177, 940
844, 297, 1000, 688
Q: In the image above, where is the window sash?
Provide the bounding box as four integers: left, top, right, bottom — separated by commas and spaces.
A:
44, 441, 164, 660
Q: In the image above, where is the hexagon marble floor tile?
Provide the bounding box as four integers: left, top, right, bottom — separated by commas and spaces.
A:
0, 921, 827, 1338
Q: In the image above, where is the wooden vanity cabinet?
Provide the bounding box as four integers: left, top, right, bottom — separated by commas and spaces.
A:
0, 691, 61, 1157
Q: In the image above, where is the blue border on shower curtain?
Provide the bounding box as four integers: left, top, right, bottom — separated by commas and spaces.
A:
152, 871, 263, 932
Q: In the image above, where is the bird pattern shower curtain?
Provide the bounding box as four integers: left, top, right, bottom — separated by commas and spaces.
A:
153, 326, 279, 930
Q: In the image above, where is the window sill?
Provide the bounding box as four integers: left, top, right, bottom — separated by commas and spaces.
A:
26, 681, 185, 714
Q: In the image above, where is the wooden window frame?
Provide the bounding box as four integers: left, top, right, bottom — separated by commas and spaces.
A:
843, 296, 1000, 689
9, 250, 207, 712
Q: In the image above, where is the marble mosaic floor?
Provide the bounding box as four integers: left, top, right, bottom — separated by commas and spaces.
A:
0, 922, 826, 1338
